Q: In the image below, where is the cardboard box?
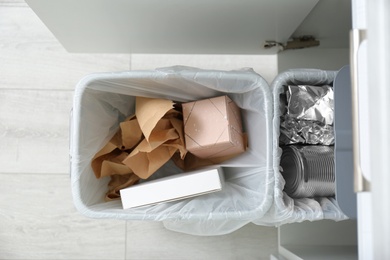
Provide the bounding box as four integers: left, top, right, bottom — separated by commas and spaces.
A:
182, 95, 245, 159
119, 167, 224, 209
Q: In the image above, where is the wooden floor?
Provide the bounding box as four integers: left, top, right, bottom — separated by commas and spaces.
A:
0, 2, 278, 259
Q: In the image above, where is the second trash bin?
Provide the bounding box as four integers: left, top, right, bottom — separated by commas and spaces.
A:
254, 69, 347, 227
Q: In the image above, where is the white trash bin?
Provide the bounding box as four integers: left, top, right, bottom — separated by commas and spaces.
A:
254, 69, 348, 227
70, 66, 274, 235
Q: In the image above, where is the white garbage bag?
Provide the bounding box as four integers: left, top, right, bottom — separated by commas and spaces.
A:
70, 66, 274, 235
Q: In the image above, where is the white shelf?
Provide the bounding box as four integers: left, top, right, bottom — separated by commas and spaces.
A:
278, 220, 358, 260
280, 245, 357, 260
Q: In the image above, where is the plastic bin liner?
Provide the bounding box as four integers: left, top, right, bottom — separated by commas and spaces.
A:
70, 66, 274, 235
253, 69, 348, 226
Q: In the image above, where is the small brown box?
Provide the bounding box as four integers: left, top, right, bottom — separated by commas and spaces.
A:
182, 95, 246, 159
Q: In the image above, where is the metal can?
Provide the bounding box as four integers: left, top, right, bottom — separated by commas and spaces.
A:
280, 145, 335, 198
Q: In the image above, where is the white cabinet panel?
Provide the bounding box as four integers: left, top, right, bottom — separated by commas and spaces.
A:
367, 0, 390, 258
25, 0, 318, 54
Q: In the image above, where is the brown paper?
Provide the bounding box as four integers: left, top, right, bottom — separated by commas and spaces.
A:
171, 152, 214, 171
105, 173, 140, 201
169, 117, 186, 159
100, 152, 132, 178
91, 114, 143, 179
92, 150, 133, 178
120, 115, 142, 150
120, 98, 188, 179
92, 141, 117, 163
123, 145, 177, 179
147, 119, 180, 148
122, 118, 182, 179
135, 97, 174, 141
91, 96, 188, 199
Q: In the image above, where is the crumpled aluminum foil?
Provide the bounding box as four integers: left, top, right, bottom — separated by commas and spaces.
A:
280, 85, 334, 145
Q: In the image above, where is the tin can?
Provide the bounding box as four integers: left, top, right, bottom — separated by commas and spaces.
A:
280, 145, 335, 198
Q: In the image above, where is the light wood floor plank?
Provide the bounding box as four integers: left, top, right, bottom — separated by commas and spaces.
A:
0, 173, 126, 259
125, 221, 277, 260
0, 6, 131, 90
0, 1, 26, 7
0, 50, 131, 90
0, 89, 72, 174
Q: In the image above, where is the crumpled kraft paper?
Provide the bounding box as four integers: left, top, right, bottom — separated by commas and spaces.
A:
120, 115, 143, 150
91, 97, 188, 200
122, 98, 187, 179
91, 116, 141, 179
136, 97, 175, 141
105, 173, 140, 201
